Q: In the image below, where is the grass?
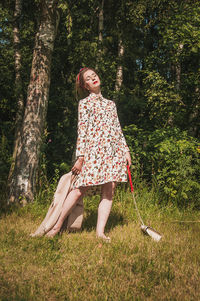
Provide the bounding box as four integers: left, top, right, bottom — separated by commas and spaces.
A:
0, 186, 200, 301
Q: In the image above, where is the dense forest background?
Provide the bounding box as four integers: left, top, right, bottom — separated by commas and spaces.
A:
0, 0, 199, 206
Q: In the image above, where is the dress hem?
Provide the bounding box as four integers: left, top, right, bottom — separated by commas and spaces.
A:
73, 178, 127, 190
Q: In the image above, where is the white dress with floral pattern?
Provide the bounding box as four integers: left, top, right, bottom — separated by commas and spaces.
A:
73, 93, 129, 189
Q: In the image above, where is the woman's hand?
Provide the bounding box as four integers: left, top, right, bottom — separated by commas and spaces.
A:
71, 156, 84, 175
125, 151, 131, 167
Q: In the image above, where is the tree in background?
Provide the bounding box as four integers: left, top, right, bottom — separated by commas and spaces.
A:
7, 0, 24, 186
9, 0, 60, 204
142, 0, 200, 134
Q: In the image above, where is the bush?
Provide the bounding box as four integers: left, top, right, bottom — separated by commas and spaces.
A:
124, 126, 200, 206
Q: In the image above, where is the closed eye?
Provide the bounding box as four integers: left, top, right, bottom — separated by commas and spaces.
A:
86, 73, 96, 81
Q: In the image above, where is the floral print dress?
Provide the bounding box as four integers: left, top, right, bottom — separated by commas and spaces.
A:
73, 93, 129, 189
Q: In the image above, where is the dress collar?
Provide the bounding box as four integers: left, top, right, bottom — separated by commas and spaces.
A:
89, 92, 103, 100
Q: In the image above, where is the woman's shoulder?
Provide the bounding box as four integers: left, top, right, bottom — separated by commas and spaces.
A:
103, 97, 116, 107
78, 95, 91, 106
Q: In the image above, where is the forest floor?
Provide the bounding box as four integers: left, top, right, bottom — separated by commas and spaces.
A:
0, 189, 200, 301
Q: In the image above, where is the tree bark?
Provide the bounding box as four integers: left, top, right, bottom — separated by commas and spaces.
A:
175, 43, 183, 91
9, 0, 60, 205
7, 0, 24, 187
115, 38, 124, 92
98, 0, 104, 43
96, 0, 104, 68
188, 86, 200, 137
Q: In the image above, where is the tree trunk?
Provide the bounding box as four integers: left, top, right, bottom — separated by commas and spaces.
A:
169, 43, 184, 126
9, 0, 60, 205
188, 86, 200, 137
96, 0, 104, 68
98, 0, 104, 43
115, 38, 124, 92
175, 43, 183, 91
7, 0, 24, 187
175, 62, 181, 91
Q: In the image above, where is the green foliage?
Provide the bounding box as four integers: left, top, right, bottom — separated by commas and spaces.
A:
159, 1, 200, 54
124, 126, 200, 206
150, 129, 200, 205
143, 0, 200, 134
143, 71, 182, 127
0, 0, 200, 206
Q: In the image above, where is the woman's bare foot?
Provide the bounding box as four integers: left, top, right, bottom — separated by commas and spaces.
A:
96, 233, 111, 242
46, 227, 60, 238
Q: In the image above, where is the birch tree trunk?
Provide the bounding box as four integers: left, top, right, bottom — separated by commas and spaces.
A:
9, 0, 60, 204
175, 43, 183, 91
96, 0, 104, 68
8, 0, 24, 186
188, 86, 200, 137
98, 0, 104, 43
115, 38, 124, 92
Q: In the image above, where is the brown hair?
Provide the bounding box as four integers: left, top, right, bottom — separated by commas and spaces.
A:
75, 67, 99, 100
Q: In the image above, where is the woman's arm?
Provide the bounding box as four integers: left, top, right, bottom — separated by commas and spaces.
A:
72, 99, 90, 174
125, 151, 132, 167
113, 103, 130, 152
72, 156, 84, 175
76, 100, 90, 157
113, 102, 131, 166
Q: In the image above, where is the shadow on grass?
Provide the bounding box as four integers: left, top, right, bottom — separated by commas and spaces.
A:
0, 201, 20, 218
82, 209, 126, 232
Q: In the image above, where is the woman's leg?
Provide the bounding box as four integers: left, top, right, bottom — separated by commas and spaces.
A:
46, 186, 88, 237
96, 182, 117, 240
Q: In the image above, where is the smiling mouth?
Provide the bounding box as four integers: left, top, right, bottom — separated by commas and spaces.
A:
93, 81, 98, 84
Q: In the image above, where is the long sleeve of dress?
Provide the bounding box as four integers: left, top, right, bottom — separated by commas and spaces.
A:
76, 100, 90, 157
113, 103, 130, 153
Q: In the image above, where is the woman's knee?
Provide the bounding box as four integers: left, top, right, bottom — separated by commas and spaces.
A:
101, 182, 116, 200
73, 188, 83, 199
75, 186, 88, 198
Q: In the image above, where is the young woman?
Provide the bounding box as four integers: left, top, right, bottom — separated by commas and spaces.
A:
47, 67, 131, 240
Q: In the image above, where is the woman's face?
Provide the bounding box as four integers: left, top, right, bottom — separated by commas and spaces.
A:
83, 69, 101, 93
